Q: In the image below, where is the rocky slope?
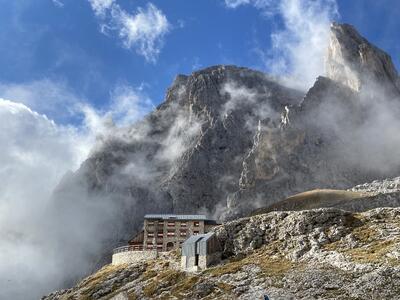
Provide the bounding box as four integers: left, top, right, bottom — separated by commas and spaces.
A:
48, 22, 400, 287
43, 206, 400, 300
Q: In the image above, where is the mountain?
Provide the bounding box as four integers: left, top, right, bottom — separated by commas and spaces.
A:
49, 22, 400, 288
326, 23, 400, 94
43, 206, 400, 299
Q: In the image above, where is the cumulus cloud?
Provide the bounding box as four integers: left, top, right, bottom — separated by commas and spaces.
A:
0, 98, 92, 299
225, 0, 339, 90
0, 79, 155, 299
0, 79, 82, 123
88, 1, 170, 63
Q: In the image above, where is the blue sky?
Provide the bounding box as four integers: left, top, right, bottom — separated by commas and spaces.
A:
1, 1, 400, 298
0, 0, 399, 126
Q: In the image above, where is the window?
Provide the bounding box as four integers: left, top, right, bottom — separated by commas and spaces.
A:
180, 222, 187, 227
193, 231, 199, 235
147, 231, 154, 238
166, 242, 174, 251
167, 230, 175, 237
147, 221, 154, 226
167, 221, 175, 227
157, 231, 163, 237
194, 221, 200, 227
180, 230, 187, 237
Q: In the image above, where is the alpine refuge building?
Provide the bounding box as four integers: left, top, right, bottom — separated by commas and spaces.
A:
129, 214, 218, 252
112, 214, 219, 265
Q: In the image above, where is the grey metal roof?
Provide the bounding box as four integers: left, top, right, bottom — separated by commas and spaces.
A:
197, 233, 214, 255
182, 235, 204, 256
182, 232, 215, 256
182, 235, 204, 246
144, 214, 208, 220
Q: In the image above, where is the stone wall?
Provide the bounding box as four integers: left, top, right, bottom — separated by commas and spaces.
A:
199, 252, 221, 269
181, 255, 200, 272
112, 250, 158, 265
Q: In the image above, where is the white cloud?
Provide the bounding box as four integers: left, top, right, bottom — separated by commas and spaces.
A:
224, 0, 280, 16
225, 0, 276, 11
0, 79, 80, 122
268, 0, 338, 90
51, 0, 64, 8
0, 80, 154, 299
88, 1, 170, 63
78, 83, 154, 141
110, 84, 154, 126
225, 0, 339, 90
89, 0, 115, 16
0, 98, 92, 299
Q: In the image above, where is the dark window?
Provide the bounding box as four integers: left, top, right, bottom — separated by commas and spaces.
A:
166, 242, 174, 251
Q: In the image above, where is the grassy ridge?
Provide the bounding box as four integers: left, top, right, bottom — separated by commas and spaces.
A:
252, 189, 371, 215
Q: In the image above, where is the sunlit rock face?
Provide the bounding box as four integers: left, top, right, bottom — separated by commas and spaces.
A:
326, 23, 400, 94
51, 23, 400, 285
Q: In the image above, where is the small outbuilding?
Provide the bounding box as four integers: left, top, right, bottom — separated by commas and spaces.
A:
181, 232, 221, 271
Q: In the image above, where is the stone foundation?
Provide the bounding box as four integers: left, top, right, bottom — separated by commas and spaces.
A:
112, 250, 158, 265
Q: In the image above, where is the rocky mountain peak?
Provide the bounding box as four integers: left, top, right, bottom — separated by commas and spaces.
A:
46, 22, 400, 296
326, 22, 399, 94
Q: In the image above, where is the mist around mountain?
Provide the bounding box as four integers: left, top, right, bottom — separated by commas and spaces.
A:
35, 20, 400, 297
2, 7, 400, 299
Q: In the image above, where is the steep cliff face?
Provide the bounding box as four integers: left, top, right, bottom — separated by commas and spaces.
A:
53, 65, 302, 224
50, 22, 400, 285
326, 23, 400, 94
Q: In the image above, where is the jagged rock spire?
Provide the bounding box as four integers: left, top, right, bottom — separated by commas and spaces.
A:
326, 22, 399, 94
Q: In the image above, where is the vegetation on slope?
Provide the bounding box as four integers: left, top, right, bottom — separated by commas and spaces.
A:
251, 189, 370, 215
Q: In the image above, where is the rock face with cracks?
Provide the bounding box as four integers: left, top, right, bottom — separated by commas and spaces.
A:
49, 22, 400, 286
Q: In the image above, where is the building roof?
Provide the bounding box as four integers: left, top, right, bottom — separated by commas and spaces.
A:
144, 214, 208, 221
182, 232, 215, 256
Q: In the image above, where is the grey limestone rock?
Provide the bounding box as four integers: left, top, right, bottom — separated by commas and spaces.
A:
49, 22, 400, 288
